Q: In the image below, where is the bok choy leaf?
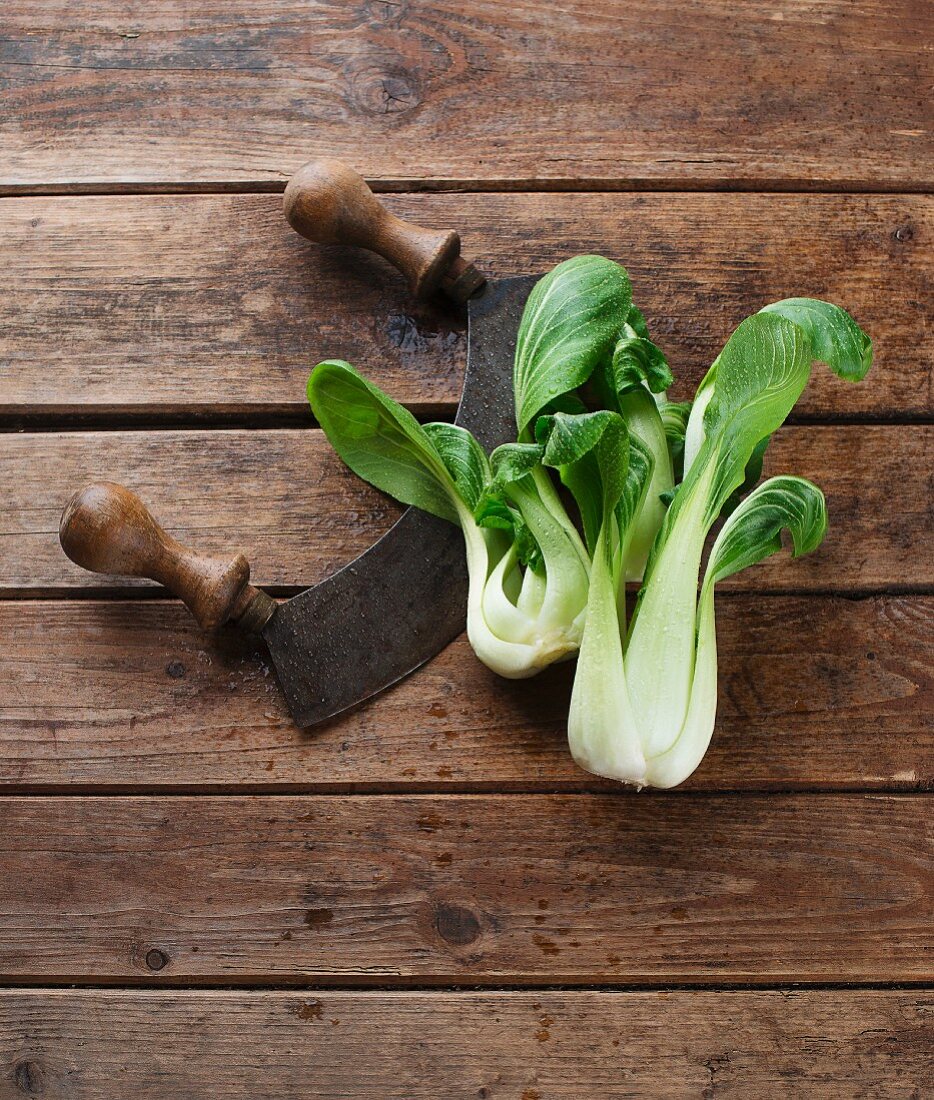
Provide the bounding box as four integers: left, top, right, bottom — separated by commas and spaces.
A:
308, 360, 589, 679
513, 255, 632, 435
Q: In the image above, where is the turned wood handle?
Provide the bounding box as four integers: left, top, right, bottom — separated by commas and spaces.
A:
59, 482, 276, 633
283, 158, 486, 303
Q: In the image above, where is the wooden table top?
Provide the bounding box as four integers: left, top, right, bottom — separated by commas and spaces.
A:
0, 2, 931, 1096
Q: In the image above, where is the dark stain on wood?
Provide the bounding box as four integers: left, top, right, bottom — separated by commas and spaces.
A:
304, 909, 334, 929
532, 935, 560, 958
295, 1000, 323, 1021
12, 1060, 46, 1097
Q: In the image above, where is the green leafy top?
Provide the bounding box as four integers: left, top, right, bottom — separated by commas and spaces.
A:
683, 297, 874, 478
760, 299, 873, 382
422, 423, 490, 513
609, 321, 673, 395
307, 359, 462, 525
652, 311, 814, 572
513, 256, 632, 434
704, 475, 828, 587
538, 410, 630, 554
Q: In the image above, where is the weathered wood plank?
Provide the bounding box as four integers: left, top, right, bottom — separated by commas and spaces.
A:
0, 193, 927, 417
1, 1, 929, 189
0, 795, 928, 982
1, 596, 929, 790
1, 990, 930, 1098
0, 426, 928, 593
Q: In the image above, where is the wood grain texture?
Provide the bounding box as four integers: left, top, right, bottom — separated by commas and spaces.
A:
1, 990, 931, 1099
0, 425, 929, 594
0, 192, 927, 418
2, 0, 928, 1081
0, 596, 929, 791
0, 1, 930, 189
0, 795, 929, 983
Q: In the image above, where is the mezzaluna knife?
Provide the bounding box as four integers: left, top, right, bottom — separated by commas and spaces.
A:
60, 160, 540, 727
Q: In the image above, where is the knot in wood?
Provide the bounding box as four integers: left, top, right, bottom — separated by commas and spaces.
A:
12, 1060, 45, 1096
435, 902, 481, 945
349, 65, 421, 117
366, 0, 409, 25
145, 948, 169, 971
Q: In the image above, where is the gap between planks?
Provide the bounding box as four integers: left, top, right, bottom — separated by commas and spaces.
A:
5, 585, 934, 602
0, 784, 929, 798
3, 411, 933, 433
0, 978, 931, 992
0, 179, 932, 198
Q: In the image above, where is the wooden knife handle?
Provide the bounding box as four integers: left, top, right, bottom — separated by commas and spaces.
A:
59, 482, 276, 633
283, 158, 485, 303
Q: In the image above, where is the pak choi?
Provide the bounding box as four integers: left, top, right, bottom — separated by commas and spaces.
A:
569, 301, 872, 787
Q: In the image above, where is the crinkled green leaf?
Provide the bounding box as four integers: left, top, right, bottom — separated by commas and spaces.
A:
718, 433, 771, 519
423, 422, 490, 513
537, 391, 589, 418
625, 303, 651, 340
537, 410, 621, 472
658, 399, 691, 481
539, 410, 629, 554
489, 442, 545, 488
616, 435, 656, 540
610, 323, 673, 395
614, 388, 672, 579
514, 256, 632, 433
485, 443, 550, 573
760, 298, 872, 381
474, 490, 542, 571
685, 298, 872, 474
696, 312, 813, 529
659, 398, 691, 436
705, 476, 827, 587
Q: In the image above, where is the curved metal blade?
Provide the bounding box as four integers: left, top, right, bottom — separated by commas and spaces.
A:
266, 274, 538, 727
